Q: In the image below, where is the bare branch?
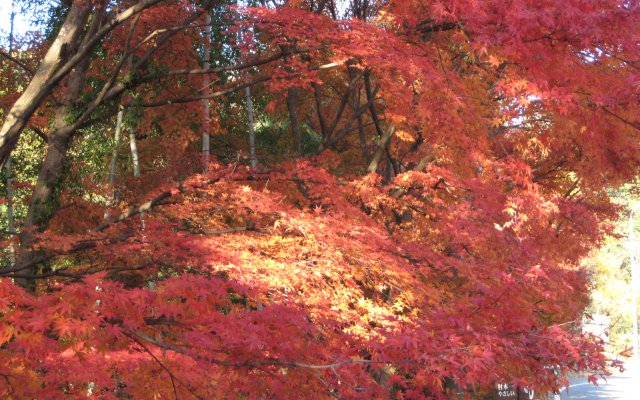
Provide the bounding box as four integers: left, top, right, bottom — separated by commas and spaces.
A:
602, 106, 640, 131
127, 329, 415, 370
417, 21, 457, 34
0, 233, 134, 276
140, 61, 342, 108
139, 76, 272, 108
29, 126, 48, 142
93, 191, 173, 232
0, 49, 34, 75
167, 46, 323, 76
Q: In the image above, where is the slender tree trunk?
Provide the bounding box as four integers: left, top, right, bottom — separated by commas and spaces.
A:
317, 72, 359, 152
202, 12, 212, 172
240, 22, 257, 168
312, 82, 329, 139
287, 87, 302, 156
363, 71, 395, 174
356, 108, 368, 161
384, 153, 393, 183
363, 70, 384, 139
348, 67, 368, 162
129, 132, 141, 178
246, 84, 257, 167
108, 111, 124, 187
5, 157, 15, 263
128, 129, 146, 231
104, 110, 124, 219
367, 126, 395, 173
5, 0, 16, 265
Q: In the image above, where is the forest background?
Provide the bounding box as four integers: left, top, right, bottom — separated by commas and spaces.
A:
0, 0, 639, 399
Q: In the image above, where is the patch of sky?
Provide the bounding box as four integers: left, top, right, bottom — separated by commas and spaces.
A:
0, 0, 46, 49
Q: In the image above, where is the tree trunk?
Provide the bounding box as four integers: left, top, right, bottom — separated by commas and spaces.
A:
108, 111, 124, 187
0, 3, 91, 168
246, 84, 257, 167
348, 67, 368, 162
312, 82, 329, 139
16, 125, 76, 291
103, 110, 124, 219
356, 109, 368, 162
5, 157, 15, 264
129, 131, 141, 178
363, 70, 385, 139
5, 0, 16, 265
367, 126, 395, 174
364, 71, 394, 174
129, 128, 146, 230
202, 11, 212, 172
16, 11, 98, 289
0, 0, 169, 168
23, 35, 97, 232
287, 87, 302, 156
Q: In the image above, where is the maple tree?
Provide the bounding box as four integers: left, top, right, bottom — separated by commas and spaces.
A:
0, 0, 639, 398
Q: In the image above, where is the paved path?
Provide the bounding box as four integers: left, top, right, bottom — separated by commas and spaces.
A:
558, 359, 639, 399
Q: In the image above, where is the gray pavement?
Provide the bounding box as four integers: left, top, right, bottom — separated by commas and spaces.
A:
558, 359, 639, 399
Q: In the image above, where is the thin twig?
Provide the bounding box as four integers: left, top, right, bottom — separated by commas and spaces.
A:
124, 331, 205, 400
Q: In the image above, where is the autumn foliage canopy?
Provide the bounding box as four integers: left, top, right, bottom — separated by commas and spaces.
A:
0, 0, 639, 398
